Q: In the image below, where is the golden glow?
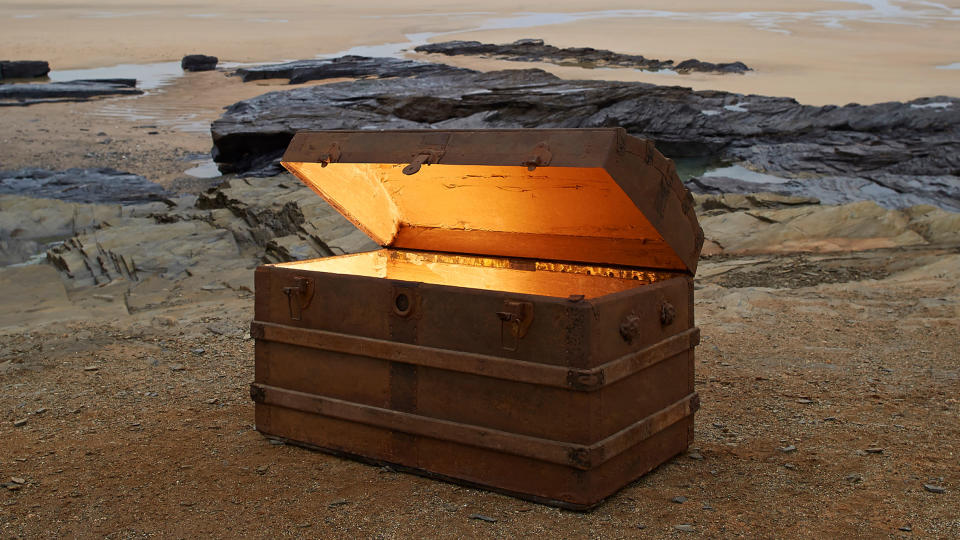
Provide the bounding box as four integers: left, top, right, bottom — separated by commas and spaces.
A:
282, 162, 686, 271
275, 249, 675, 299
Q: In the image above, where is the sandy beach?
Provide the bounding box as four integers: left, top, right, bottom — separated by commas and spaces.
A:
1, 0, 958, 105
1, 1, 959, 538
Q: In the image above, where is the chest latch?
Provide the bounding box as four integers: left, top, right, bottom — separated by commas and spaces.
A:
282, 276, 314, 321
496, 300, 534, 352
402, 149, 445, 175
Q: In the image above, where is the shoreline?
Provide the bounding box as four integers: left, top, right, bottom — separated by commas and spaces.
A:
2, 1, 959, 106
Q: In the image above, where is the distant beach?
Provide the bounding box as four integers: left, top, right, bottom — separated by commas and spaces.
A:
2, 0, 958, 105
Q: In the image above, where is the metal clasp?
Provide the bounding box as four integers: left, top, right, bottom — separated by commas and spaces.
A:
402, 149, 445, 175
318, 142, 341, 168
282, 276, 314, 321
521, 142, 552, 171
496, 300, 534, 352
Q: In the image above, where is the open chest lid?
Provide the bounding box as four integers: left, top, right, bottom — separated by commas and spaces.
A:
281, 128, 703, 274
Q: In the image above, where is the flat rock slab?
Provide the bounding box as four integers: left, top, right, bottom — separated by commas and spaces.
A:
0, 264, 127, 329
194, 175, 376, 261
0, 167, 171, 205
47, 219, 241, 287
416, 39, 750, 74
233, 55, 465, 84
697, 200, 960, 256
211, 56, 959, 212
0, 79, 142, 105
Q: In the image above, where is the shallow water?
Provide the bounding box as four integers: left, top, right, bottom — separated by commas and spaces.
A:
701, 165, 792, 184
47, 62, 183, 91
673, 161, 794, 184
407, 1, 960, 39
184, 159, 222, 179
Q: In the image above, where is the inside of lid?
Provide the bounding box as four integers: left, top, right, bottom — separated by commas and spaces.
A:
283, 162, 688, 271
276, 249, 676, 299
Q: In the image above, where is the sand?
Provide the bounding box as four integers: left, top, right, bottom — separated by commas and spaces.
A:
0, 70, 348, 186
2, 0, 958, 105
1, 237, 958, 537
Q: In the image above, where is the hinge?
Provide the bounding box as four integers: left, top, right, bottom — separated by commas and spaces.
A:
615, 128, 627, 154
282, 276, 314, 321
521, 142, 552, 171
318, 142, 341, 168
402, 149, 445, 175
495, 300, 534, 352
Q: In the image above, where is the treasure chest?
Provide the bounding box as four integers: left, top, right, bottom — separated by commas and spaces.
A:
251, 128, 704, 510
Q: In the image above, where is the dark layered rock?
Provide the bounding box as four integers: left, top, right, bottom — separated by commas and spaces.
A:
194, 176, 376, 261
233, 55, 466, 84
0, 60, 50, 80
0, 168, 171, 205
675, 59, 750, 74
0, 79, 141, 105
689, 174, 960, 212
210, 57, 959, 211
181, 54, 219, 72
415, 39, 751, 74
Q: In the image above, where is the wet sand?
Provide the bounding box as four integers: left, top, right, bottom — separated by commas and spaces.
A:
0, 71, 345, 186
2, 0, 959, 105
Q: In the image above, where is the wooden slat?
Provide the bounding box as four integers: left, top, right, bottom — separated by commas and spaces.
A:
252, 321, 699, 391
252, 383, 698, 469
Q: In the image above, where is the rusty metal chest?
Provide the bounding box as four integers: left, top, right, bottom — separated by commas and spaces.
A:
251, 128, 704, 510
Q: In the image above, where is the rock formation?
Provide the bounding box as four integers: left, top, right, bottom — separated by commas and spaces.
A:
0, 60, 50, 79
181, 54, 219, 72
211, 57, 959, 211
0, 79, 142, 105
1, 167, 953, 290
0, 168, 172, 205
233, 55, 464, 84
10, 174, 377, 287
415, 39, 751, 74
688, 173, 960, 212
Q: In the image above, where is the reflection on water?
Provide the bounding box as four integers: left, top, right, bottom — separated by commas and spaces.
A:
673, 157, 721, 181
673, 159, 793, 185
325, 41, 416, 59
184, 159, 222, 179
702, 165, 791, 184
94, 96, 212, 134
48, 62, 184, 90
